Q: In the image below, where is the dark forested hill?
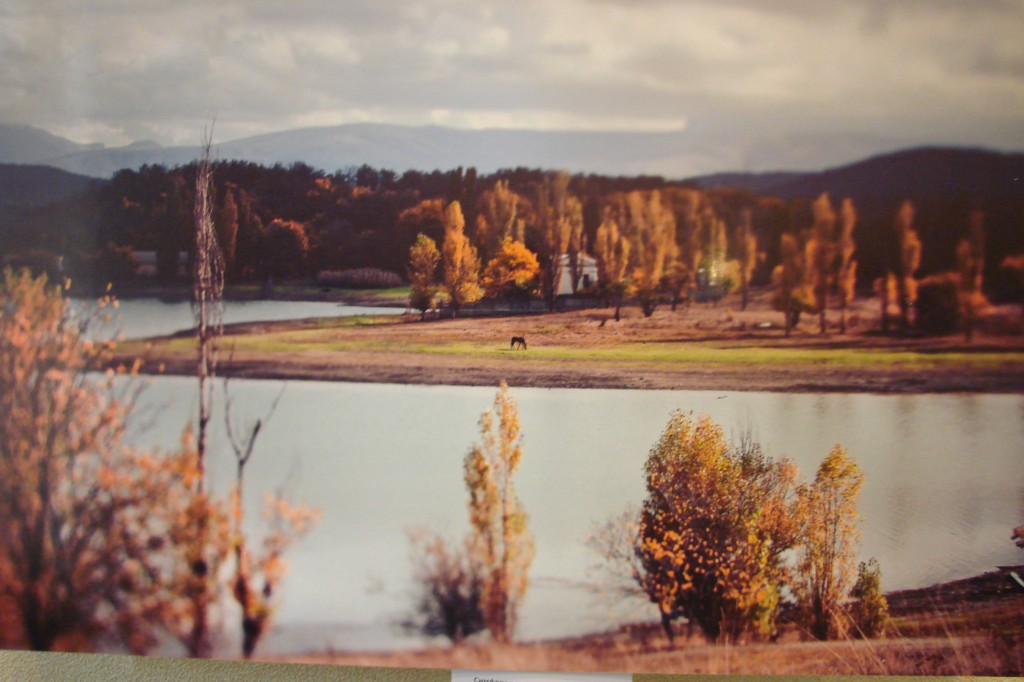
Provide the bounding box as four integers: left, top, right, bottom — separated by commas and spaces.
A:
692, 147, 1024, 203
692, 147, 1024, 286
0, 165, 97, 207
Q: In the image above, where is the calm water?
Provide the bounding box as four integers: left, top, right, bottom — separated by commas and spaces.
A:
74, 298, 400, 340
120, 376, 1024, 656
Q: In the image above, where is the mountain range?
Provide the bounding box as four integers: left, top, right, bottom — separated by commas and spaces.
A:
0, 122, 913, 180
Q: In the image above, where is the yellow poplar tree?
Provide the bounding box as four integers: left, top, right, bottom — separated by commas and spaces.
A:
533, 172, 582, 309
894, 201, 922, 333
735, 208, 759, 311
442, 201, 483, 315
594, 211, 632, 321
463, 381, 534, 643
837, 199, 858, 334
807, 193, 837, 334
407, 233, 441, 319
772, 233, 811, 336
475, 179, 525, 262
613, 190, 674, 317
956, 211, 987, 342
794, 444, 864, 641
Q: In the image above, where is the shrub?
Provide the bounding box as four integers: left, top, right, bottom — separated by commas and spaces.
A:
316, 268, 403, 289
849, 558, 889, 639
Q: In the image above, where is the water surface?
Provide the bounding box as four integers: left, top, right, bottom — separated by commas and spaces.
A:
122, 377, 1024, 655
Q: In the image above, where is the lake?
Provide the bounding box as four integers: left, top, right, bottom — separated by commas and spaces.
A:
74, 298, 401, 340
119, 375, 1024, 656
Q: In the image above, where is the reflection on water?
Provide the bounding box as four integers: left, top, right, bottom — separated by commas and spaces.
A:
120, 376, 1024, 655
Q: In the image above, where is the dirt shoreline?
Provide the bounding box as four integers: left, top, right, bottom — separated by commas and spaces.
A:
128, 350, 1024, 394
115, 290, 1024, 394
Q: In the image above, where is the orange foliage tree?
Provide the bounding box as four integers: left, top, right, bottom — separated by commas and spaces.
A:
806, 193, 837, 334
837, 199, 858, 334
463, 381, 534, 642
441, 201, 483, 315
894, 201, 922, 333
480, 238, 540, 301
0, 270, 206, 652
772, 232, 811, 336
605, 190, 675, 317
475, 179, 526, 263
533, 172, 580, 310
735, 208, 760, 311
956, 211, 988, 342
636, 412, 799, 644
593, 210, 632, 321
222, 385, 320, 659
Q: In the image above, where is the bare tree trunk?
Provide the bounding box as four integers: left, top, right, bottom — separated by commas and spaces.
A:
189, 127, 225, 658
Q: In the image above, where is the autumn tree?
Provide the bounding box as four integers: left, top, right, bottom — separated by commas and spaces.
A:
735, 208, 759, 311
480, 238, 540, 302
793, 444, 864, 641
463, 381, 534, 642
956, 211, 987, 342
894, 201, 922, 333
264, 219, 310, 281
696, 204, 729, 302
475, 180, 525, 263
636, 412, 799, 644
396, 199, 446, 257
772, 233, 811, 336
806, 193, 836, 334
874, 273, 898, 333
565, 200, 587, 296
663, 189, 703, 312
533, 172, 579, 310
837, 199, 858, 334
0, 269, 201, 652
407, 233, 441, 319
609, 191, 674, 317
1001, 253, 1024, 325
216, 185, 239, 277
593, 210, 631, 321
442, 201, 483, 315
221, 383, 319, 658
848, 558, 889, 639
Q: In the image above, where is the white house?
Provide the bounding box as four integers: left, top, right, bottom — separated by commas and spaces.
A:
556, 253, 598, 296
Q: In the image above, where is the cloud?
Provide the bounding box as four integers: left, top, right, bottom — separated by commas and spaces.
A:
1, 0, 1022, 154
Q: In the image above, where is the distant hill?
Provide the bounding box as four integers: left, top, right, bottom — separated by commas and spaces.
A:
0, 122, 906, 179
0, 124, 98, 165
0, 164, 97, 208
691, 147, 1024, 202
693, 147, 1024, 288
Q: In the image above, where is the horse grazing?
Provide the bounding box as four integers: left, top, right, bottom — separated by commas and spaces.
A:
510, 336, 527, 350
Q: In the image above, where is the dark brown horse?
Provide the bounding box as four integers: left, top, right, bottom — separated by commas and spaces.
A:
510, 336, 527, 350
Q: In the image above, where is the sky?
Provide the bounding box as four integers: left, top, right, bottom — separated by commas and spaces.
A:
2, 0, 1024, 152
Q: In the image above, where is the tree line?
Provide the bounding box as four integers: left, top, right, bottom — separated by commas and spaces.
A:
6, 158, 1022, 310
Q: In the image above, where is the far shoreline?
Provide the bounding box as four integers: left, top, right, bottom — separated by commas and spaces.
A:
104, 285, 1024, 395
